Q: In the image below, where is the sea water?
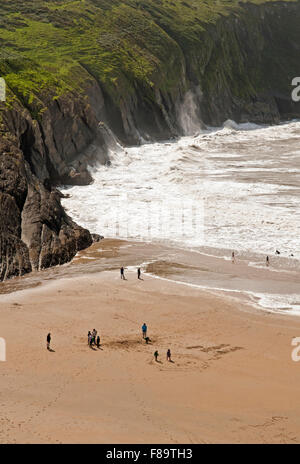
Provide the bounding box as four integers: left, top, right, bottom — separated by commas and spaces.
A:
61, 120, 300, 312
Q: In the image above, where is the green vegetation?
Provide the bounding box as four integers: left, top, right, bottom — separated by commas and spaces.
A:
0, 0, 297, 114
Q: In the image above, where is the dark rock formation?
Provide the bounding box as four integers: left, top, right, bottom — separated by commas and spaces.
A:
2, 80, 110, 186
91, 234, 104, 243
0, 133, 92, 279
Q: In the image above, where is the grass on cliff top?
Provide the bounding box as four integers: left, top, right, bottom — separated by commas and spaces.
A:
0, 0, 297, 112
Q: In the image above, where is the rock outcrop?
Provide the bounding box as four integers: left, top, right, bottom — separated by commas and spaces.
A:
0, 133, 92, 279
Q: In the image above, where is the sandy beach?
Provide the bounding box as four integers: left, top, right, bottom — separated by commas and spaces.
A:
1, 0, 300, 447
1, 239, 300, 444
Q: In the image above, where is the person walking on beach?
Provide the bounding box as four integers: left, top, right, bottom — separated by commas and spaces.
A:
47, 333, 51, 351
142, 323, 147, 339
266, 256, 270, 267
137, 268, 141, 280
154, 351, 159, 362
231, 251, 235, 264
96, 335, 100, 348
167, 349, 171, 362
120, 267, 126, 280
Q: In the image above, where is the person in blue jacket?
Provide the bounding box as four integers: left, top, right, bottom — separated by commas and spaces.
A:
142, 323, 147, 339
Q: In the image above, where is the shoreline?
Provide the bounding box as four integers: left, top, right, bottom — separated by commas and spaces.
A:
1, 238, 300, 315
74, 238, 300, 315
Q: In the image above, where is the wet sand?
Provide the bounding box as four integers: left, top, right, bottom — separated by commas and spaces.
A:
1, 239, 300, 443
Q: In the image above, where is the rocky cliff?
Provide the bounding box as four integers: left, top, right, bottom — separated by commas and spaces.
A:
0, 131, 93, 279
0, 0, 299, 280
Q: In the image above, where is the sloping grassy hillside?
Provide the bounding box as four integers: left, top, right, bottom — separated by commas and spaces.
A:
0, 0, 296, 115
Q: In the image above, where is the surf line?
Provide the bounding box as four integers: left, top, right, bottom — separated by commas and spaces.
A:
142, 269, 300, 315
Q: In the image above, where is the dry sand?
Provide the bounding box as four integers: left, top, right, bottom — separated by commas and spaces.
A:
1, 239, 300, 444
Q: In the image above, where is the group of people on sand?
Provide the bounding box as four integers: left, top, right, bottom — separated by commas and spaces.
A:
141, 323, 172, 363
46, 330, 101, 351
47, 323, 173, 364
120, 267, 142, 280
154, 349, 172, 363
88, 329, 101, 348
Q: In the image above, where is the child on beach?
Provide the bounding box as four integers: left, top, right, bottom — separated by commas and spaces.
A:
154, 351, 159, 362
120, 267, 126, 280
167, 349, 171, 362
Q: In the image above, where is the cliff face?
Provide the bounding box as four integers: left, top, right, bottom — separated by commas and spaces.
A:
0, 77, 109, 279
193, 1, 300, 125
101, 0, 300, 139
0, 133, 93, 279
0, 0, 300, 280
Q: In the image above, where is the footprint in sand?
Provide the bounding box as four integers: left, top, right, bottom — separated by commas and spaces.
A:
126, 363, 178, 442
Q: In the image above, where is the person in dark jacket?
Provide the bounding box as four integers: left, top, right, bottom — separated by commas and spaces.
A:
167, 349, 171, 362
47, 333, 51, 350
